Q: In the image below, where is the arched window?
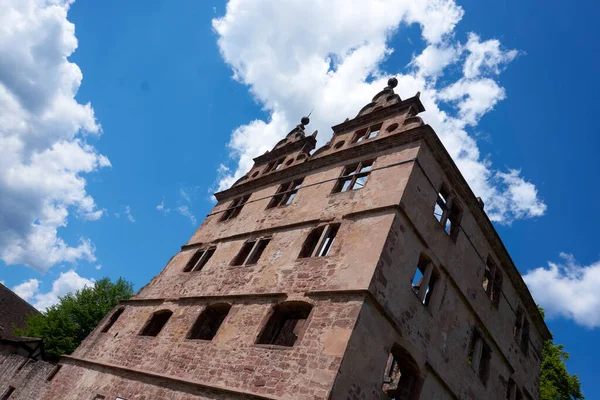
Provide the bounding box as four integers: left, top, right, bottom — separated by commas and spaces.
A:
187, 303, 232, 340
382, 344, 421, 400
101, 307, 125, 333
139, 310, 172, 337
256, 301, 313, 347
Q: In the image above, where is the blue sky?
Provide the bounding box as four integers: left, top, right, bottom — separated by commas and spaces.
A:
0, 0, 598, 397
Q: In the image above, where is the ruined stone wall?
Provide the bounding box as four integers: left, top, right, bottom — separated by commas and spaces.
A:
0, 345, 56, 400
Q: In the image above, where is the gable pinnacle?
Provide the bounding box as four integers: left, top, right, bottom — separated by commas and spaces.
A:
387, 77, 398, 89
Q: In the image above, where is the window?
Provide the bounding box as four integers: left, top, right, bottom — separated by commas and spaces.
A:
506, 379, 515, 400
0, 387, 15, 400
468, 328, 492, 385
101, 307, 125, 333
332, 161, 374, 192
257, 302, 312, 347
298, 224, 340, 258
433, 185, 462, 241
352, 123, 382, 143
231, 237, 271, 266
46, 364, 62, 382
267, 178, 304, 208
514, 309, 530, 355
411, 256, 438, 307
187, 303, 231, 340
220, 195, 250, 221
381, 345, 421, 400
139, 310, 172, 337
93, 396, 106, 400
265, 158, 285, 173
482, 257, 503, 307
183, 247, 216, 272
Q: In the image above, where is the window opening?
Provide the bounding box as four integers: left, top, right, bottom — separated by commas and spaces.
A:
0, 387, 15, 400
220, 195, 250, 221
187, 303, 231, 340
333, 160, 374, 193
139, 310, 172, 337
381, 345, 420, 400
483, 257, 502, 307
46, 364, 62, 381
352, 123, 382, 143
514, 309, 530, 355
256, 302, 312, 347
267, 178, 304, 208
411, 256, 437, 306
298, 224, 340, 258
468, 328, 492, 385
183, 247, 216, 272
433, 185, 462, 241
232, 237, 271, 266
265, 158, 285, 173
101, 307, 125, 333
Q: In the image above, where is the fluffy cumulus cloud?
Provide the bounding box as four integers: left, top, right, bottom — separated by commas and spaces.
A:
0, 0, 108, 272
12, 269, 95, 310
212, 0, 546, 224
524, 254, 600, 328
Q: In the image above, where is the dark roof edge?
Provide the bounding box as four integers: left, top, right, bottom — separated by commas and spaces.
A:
0, 282, 40, 316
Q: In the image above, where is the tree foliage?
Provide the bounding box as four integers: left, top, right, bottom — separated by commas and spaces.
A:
539, 308, 584, 400
15, 277, 134, 361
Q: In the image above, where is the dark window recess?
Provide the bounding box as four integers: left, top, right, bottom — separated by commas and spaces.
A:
411, 256, 438, 307
257, 302, 312, 347
139, 310, 173, 337
514, 309, 530, 355
506, 379, 515, 400
187, 303, 231, 340
232, 238, 271, 266
433, 185, 462, 241
16, 359, 29, 371
382, 345, 421, 400
352, 123, 382, 143
183, 247, 216, 272
0, 387, 15, 400
298, 224, 340, 258
267, 179, 304, 208
46, 364, 62, 382
482, 257, 503, 307
333, 161, 374, 193
101, 307, 125, 333
265, 158, 285, 173
468, 328, 492, 385
220, 195, 250, 221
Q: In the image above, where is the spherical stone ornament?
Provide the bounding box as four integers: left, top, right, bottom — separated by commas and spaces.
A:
387, 77, 398, 88
301, 116, 310, 126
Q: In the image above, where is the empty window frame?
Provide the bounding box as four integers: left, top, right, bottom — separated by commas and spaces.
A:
381, 345, 421, 400
187, 303, 231, 341
220, 195, 250, 221
231, 237, 271, 266
101, 307, 125, 333
332, 160, 374, 193
139, 310, 173, 337
267, 178, 304, 208
265, 158, 285, 173
514, 308, 530, 355
0, 387, 15, 400
256, 302, 312, 347
482, 257, 503, 307
353, 123, 382, 143
411, 256, 438, 306
183, 247, 216, 272
298, 224, 340, 258
433, 185, 462, 241
46, 364, 62, 381
468, 328, 492, 385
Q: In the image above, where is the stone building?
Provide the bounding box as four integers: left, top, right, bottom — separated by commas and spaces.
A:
41, 78, 550, 400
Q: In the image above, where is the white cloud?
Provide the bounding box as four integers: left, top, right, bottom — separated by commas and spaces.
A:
176, 205, 197, 225
13, 270, 95, 311
12, 279, 40, 302
0, 0, 108, 272
212, 0, 545, 224
95, 264, 102, 270
524, 254, 600, 329
124, 206, 135, 223
156, 198, 171, 214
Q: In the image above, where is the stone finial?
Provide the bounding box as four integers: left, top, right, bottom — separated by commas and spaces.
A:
387, 77, 398, 89
301, 116, 310, 126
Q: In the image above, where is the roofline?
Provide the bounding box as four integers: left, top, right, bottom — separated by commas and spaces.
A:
0, 282, 40, 316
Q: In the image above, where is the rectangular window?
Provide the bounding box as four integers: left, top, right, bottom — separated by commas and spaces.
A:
265, 158, 285, 173
183, 247, 216, 272
514, 309, 530, 355
267, 178, 304, 208
411, 256, 438, 307
468, 328, 492, 386
0, 387, 15, 400
231, 237, 271, 266
433, 185, 462, 241
46, 364, 62, 381
483, 257, 503, 307
298, 224, 340, 258
352, 123, 382, 143
220, 195, 250, 221
333, 160, 374, 193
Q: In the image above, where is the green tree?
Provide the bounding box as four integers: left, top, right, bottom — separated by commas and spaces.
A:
15, 277, 134, 361
539, 308, 584, 400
